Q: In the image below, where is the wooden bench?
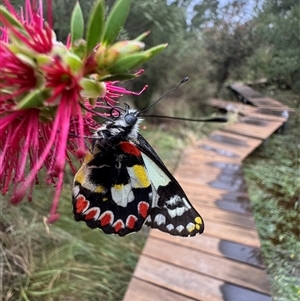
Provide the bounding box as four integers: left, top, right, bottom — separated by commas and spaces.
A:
123, 85, 291, 301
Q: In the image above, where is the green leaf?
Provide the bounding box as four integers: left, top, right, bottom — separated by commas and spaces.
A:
17, 89, 50, 110
102, 0, 132, 46
86, 0, 105, 55
107, 44, 167, 73
107, 53, 147, 73
70, 2, 84, 44
0, 5, 26, 31
134, 30, 150, 41
142, 44, 168, 60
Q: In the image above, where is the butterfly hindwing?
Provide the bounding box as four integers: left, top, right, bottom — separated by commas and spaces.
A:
72, 141, 152, 236
136, 135, 204, 236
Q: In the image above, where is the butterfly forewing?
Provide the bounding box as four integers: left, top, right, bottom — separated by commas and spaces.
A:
72, 141, 153, 236
140, 149, 204, 236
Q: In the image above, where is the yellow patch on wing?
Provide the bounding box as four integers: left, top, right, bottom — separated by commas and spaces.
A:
74, 168, 85, 186
195, 216, 203, 225
74, 152, 94, 186
95, 185, 105, 193
83, 152, 94, 164
114, 184, 124, 190
131, 165, 151, 188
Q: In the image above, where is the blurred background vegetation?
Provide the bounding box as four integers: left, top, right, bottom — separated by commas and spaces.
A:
2, 0, 299, 300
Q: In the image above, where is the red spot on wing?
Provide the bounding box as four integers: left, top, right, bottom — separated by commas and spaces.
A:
85, 209, 98, 220
120, 142, 141, 156
76, 195, 89, 213
126, 215, 138, 229
100, 211, 113, 226
138, 201, 149, 218
113, 220, 124, 232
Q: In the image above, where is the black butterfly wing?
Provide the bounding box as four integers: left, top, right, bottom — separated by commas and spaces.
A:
136, 134, 204, 237
72, 141, 153, 236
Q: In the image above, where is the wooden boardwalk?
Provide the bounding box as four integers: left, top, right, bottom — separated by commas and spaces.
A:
123, 85, 291, 301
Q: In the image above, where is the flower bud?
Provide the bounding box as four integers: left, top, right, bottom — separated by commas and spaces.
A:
96, 40, 145, 69
79, 78, 106, 98
63, 52, 83, 74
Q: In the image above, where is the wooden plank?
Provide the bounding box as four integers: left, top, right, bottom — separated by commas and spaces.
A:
248, 97, 292, 110
183, 143, 244, 160
209, 98, 258, 114
230, 83, 263, 100
223, 120, 284, 140
149, 231, 265, 268
134, 255, 226, 301
197, 131, 262, 161
194, 203, 256, 229
123, 278, 195, 301
208, 98, 288, 121
202, 220, 260, 247
142, 238, 270, 294
176, 181, 253, 211
179, 152, 241, 165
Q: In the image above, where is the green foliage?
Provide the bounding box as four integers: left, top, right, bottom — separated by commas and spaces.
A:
122, 0, 188, 108
253, 0, 300, 91
102, 0, 132, 46
1, 184, 147, 301
191, 0, 219, 28
199, 1, 259, 93
85, 0, 105, 54
244, 88, 300, 301
70, 2, 84, 43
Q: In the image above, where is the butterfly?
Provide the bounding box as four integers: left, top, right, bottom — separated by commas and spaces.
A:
72, 103, 204, 237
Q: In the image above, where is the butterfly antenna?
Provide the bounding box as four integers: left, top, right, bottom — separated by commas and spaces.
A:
140, 115, 227, 123
138, 77, 189, 115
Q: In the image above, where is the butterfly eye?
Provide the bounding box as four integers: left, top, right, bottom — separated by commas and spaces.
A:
124, 113, 137, 125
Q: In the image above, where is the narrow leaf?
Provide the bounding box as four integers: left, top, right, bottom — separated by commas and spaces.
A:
70, 2, 84, 44
102, 0, 132, 46
107, 53, 146, 73
17, 89, 49, 110
0, 5, 25, 30
134, 30, 150, 41
86, 0, 105, 55
143, 44, 168, 60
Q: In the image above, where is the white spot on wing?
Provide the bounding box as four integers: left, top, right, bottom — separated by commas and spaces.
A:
166, 224, 174, 231
176, 225, 185, 233
186, 222, 195, 232
72, 185, 80, 198
168, 206, 186, 218
111, 184, 134, 207
182, 197, 192, 209
166, 195, 180, 206
154, 214, 166, 225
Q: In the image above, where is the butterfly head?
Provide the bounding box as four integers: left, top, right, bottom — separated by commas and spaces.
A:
94, 104, 142, 142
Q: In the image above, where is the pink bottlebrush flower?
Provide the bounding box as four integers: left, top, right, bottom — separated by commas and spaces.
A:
0, 0, 149, 223
0, 43, 37, 102
1, 0, 53, 54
